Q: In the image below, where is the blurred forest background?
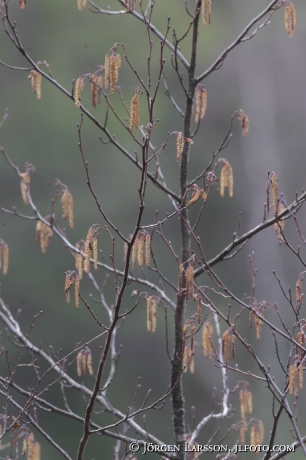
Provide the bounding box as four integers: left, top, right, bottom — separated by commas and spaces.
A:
1, 0, 306, 458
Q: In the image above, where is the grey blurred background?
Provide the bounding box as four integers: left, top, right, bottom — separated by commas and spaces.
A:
1, 0, 306, 458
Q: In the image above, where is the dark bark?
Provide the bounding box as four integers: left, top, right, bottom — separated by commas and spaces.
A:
170, 2, 201, 458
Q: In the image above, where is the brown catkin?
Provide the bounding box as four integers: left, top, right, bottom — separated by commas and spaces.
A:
220, 167, 227, 196
36, 72, 42, 99
75, 275, 80, 308
115, 53, 122, 69
65, 273, 72, 303
147, 296, 152, 331
151, 299, 157, 332
240, 389, 252, 420
35, 221, 42, 244
75, 253, 83, 279
289, 364, 295, 395
39, 225, 49, 253
220, 162, 233, 197
227, 164, 233, 197
27, 433, 34, 459
132, 235, 139, 270
39, 225, 48, 253
22, 438, 27, 455
110, 54, 121, 95
295, 275, 303, 310
1, 243, 9, 275
90, 74, 103, 108
75, 243, 84, 279
97, 75, 103, 104
145, 233, 150, 266
278, 205, 285, 230
201, 0, 212, 25
190, 326, 196, 352
75, 77, 85, 107
274, 204, 285, 242
77, 351, 83, 376
203, 321, 214, 358
82, 351, 87, 375
77, 0, 87, 10
285, 3, 296, 38
198, 89, 207, 122
239, 110, 249, 136
269, 172, 278, 215
104, 54, 110, 89
185, 266, 194, 301
61, 190, 69, 220
61, 190, 74, 228
188, 184, 204, 205
255, 314, 263, 339
222, 329, 230, 365
130, 93, 139, 131
194, 85, 207, 122
137, 235, 144, 266
231, 334, 236, 359
29, 70, 36, 92
21, 180, 29, 205
258, 420, 264, 444
195, 90, 201, 123
20, 172, 30, 205
177, 132, 184, 162
182, 323, 189, 354
68, 193, 74, 228
299, 362, 303, 389
28, 70, 42, 99
84, 228, 93, 273
42, 224, 53, 253
32, 442, 41, 460
197, 295, 202, 324
20, 171, 30, 185
200, 90, 207, 119
189, 350, 195, 374
110, 56, 117, 94
36, 221, 53, 253
289, 364, 298, 395
183, 346, 195, 373
183, 347, 188, 372
93, 237, 98, 270
87, 349, 93, 375
295, 332, 305, 359
247, 390, 253, 414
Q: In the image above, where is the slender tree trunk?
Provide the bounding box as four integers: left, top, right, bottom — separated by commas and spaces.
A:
171, 3, 201, 458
